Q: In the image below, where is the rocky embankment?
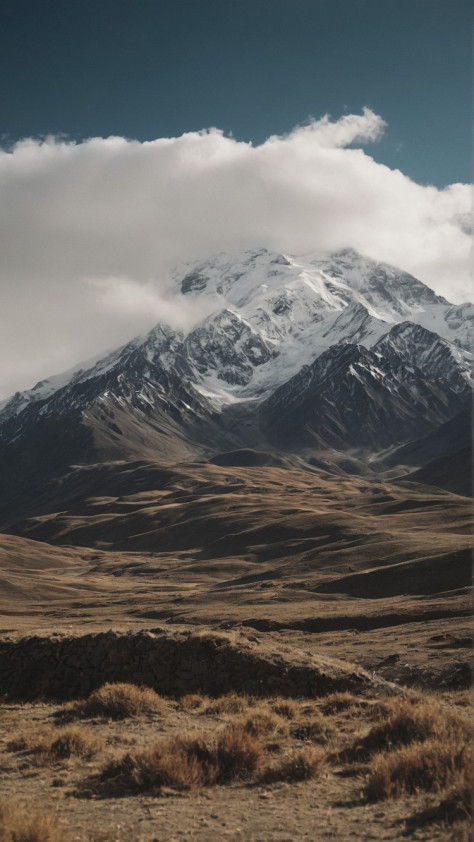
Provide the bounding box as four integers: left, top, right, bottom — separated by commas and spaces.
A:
0, 628, 401, 701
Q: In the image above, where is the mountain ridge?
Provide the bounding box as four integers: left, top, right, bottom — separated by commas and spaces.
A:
2, 248, 471, 416
0, 247, 471, 499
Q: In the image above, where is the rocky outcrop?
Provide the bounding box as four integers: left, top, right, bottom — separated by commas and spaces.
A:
0, 628, 399, 701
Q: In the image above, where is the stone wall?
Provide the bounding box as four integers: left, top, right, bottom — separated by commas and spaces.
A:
0, 628, 395, 701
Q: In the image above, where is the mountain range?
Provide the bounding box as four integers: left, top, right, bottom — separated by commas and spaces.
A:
0, 247, 472, 519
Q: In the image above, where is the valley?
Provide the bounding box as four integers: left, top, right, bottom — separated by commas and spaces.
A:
0, 248, 472, 840
1, 455, 471, 690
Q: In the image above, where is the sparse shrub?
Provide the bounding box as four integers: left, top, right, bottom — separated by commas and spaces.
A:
7, 726, 104, 762
261, 747, 326, 784
99, 723, 262, 794
0, 799, 69, 842
365, 740, 471, 802
58, 682, 167, 720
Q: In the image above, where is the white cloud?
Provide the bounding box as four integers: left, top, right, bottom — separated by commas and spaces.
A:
0, 109, 470, 398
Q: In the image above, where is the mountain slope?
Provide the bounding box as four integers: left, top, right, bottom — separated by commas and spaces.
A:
384, 400, 472, 470
0, 248, 471, 494
2, 248, 471, 419
259, 329, 470, 453
407, 447, 472, 497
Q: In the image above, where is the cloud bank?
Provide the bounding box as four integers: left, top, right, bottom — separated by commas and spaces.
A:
0, 108, 470, 397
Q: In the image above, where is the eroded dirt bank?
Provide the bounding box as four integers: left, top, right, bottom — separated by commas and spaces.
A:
0, 628, 401, 701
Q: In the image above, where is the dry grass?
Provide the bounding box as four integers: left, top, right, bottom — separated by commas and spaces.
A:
177, 693, 207, 712
0, 799, 69, 842
411, 763, 473, 827
2, 687, 471, 840
204, 692, 256, 715
99, 723, 263, 793
0, 706, 20, 730
365, 739, 472, 802
215, 723, 264, 782
437, 763, 473, 822
7, 725, 104, 762
57, 682, 168, 721
348, 698, 473, 759
440, 689, 473, 709
261, 747, 326, 784
270, 698, 299, 720
236, 710, 285, 737
290, 717, 335, 745
321, 691, 357, 715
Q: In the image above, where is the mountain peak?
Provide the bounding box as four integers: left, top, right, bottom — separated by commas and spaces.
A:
0, 248, 471, 433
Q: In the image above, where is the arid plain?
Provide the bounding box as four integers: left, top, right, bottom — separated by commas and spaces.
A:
0, 453, 472, 841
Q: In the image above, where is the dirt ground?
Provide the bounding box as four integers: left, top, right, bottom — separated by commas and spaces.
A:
1, 689, 471, 842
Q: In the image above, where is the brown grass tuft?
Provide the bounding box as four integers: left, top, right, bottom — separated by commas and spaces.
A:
99, 723, 263, 793
348, 698, 473, 760
59, 682, 167, 720
177, 693, 207, 712
215, 724, 263, 782
321, 691, 357, 715
48, 727, 105, 760
261, 747, 326, 784
270, 698, 299, 720
409, 762, 473, 830
0, 799, 70, 842
290, 717, 335, 745
436, 763, 473, 822
7, 726, 104, 762
204, 692, 255, 715
365, 740, 471, 802
237, 710, 285, 738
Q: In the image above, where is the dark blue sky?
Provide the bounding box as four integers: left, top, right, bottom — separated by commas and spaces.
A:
0, 0, 470, 187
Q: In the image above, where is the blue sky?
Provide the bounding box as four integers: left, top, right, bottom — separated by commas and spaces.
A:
0, 0, 470, 187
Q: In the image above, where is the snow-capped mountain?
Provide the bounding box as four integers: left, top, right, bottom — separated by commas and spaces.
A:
260, 324, 471, 452
171, 247, 471, 399
2, 248, 471, 420
0, 248, 471, 476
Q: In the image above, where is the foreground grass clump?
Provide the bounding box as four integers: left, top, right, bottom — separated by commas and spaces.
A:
425, 763, 473, 824
261, 747, 326, 784
177, 693, 208, 712
100, 723, 263, 793
348, 698, 473, 759
320, 691, 358, 715
365, 740, 472, 802
8, 725, 104, 762
237, 709, 285, 737
290, 708, 335, 745
59, 682, 167, 720
0, 799, 69, 842
270, 699, 299, 720
204, 692, 256, 715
